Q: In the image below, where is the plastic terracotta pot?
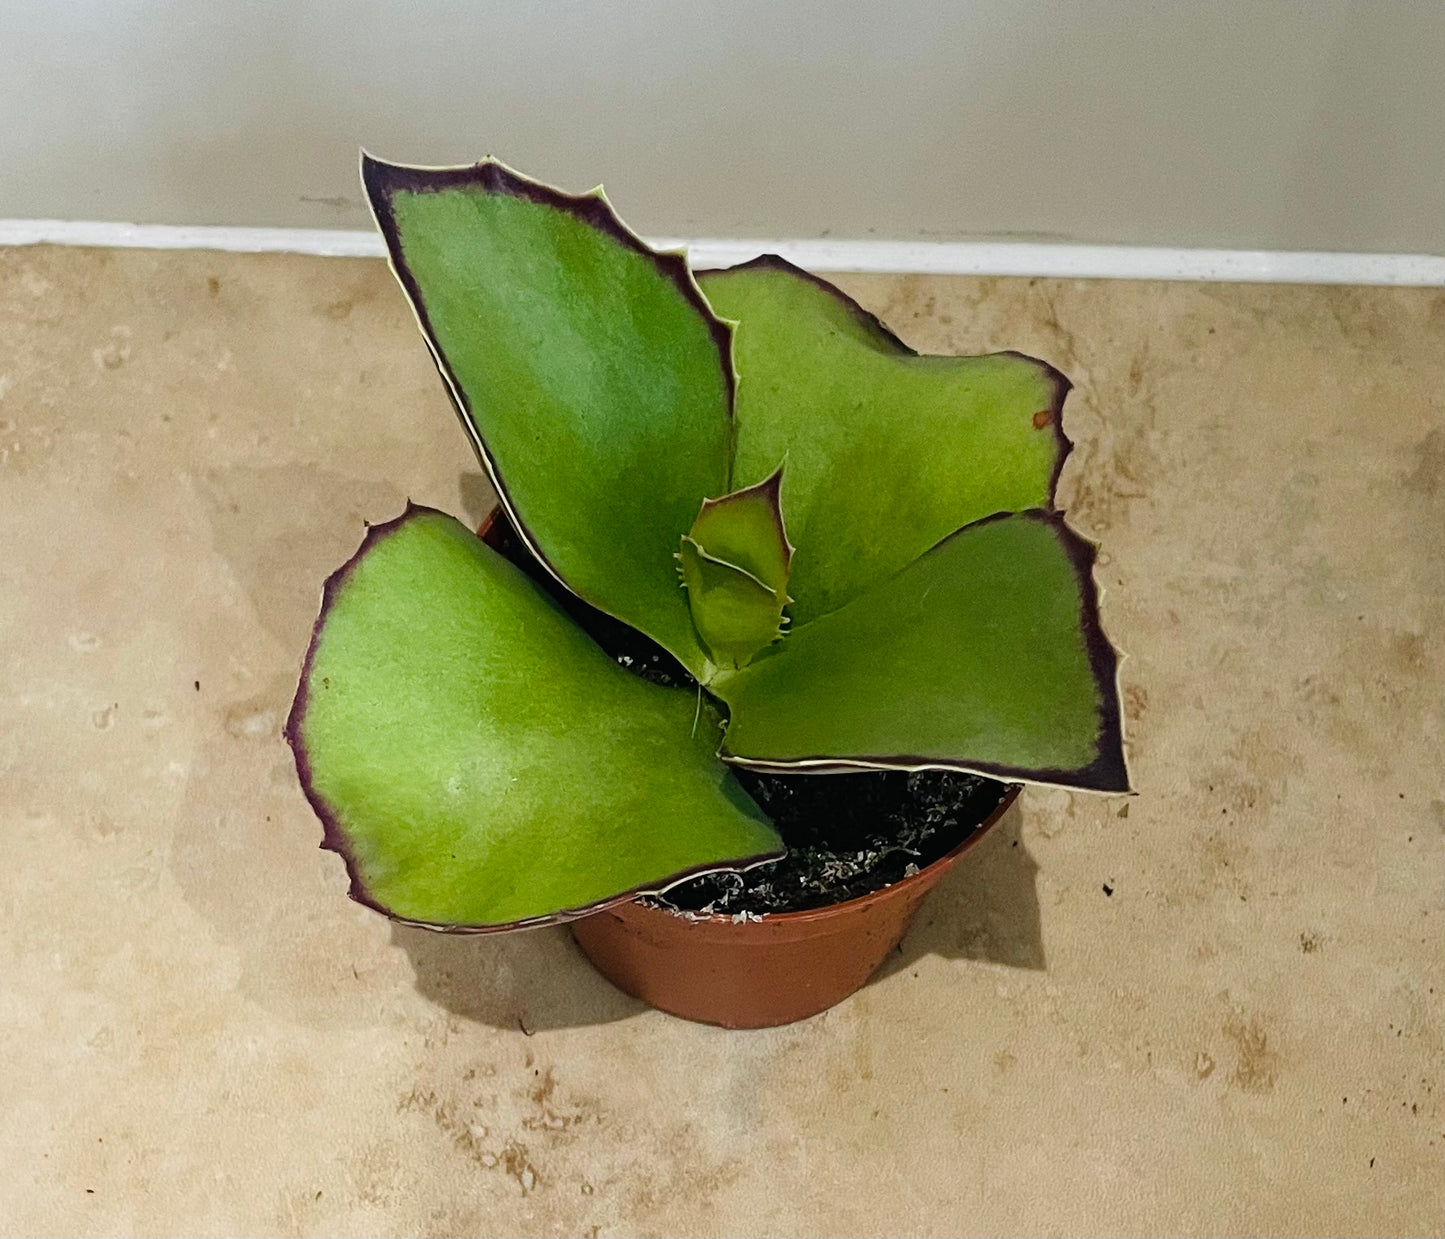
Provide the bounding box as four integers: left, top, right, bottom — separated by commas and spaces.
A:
571, 784, 1021, 1029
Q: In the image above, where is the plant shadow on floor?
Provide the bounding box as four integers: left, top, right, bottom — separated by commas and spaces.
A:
395, 801, 1043, 1033
392, 922, 647, 1033
875, 798, 1045, 981
458, 471, 499, 528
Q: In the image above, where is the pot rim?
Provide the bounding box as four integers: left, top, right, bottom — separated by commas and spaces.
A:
640, 781, 1022, 927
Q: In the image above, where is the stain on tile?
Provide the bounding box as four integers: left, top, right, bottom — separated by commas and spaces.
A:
91, 326, 132, 371
222, 694, 281, 742
1403, 428, 1445, 497
1223, 1011, 1280, 1095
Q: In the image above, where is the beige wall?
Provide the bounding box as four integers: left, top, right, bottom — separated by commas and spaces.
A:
2, 0, 1441, 252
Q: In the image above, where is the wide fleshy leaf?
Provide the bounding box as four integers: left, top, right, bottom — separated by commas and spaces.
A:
698, 257, 1071, 625
286, 506, 782, 930
711, 511, 1128, 792
363, 155, 734, 676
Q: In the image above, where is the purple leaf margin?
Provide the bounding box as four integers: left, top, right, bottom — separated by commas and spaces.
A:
284, 502, 783, 935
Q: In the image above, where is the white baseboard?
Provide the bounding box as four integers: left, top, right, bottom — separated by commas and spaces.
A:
2, 218, 1442, 286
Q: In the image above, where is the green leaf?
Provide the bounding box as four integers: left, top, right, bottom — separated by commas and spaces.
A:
711, 511, 1128, 792
677, 537, 786, 673
363, 155, 734, 677
698, 257, 1070, 626
677, 467, 793, 672
686, 466, 793, 597
287, 506, 782, 930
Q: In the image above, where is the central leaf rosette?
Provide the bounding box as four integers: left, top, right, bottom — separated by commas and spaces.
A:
283, 156, 1130, 932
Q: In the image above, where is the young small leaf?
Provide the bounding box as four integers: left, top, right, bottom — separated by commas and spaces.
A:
677, 537, 786, 673
687, 465, 793, 596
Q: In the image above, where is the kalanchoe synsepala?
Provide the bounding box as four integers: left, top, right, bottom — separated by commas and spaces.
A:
284, 155, 1129, 931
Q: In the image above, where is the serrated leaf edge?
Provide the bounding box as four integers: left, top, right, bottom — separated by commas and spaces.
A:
359, 149, 738, 661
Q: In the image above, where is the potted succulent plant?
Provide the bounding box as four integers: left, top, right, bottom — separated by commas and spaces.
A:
286, 154, 1129, 1029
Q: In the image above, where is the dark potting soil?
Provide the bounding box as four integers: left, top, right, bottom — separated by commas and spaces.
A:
479, 508, 1012, 915
653, 766, 1008, 915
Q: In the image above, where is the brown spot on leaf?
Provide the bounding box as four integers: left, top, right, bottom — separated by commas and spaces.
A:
1032, 408, 1054, 429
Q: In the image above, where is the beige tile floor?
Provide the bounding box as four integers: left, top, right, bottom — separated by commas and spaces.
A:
1, 245, 1441, 1236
